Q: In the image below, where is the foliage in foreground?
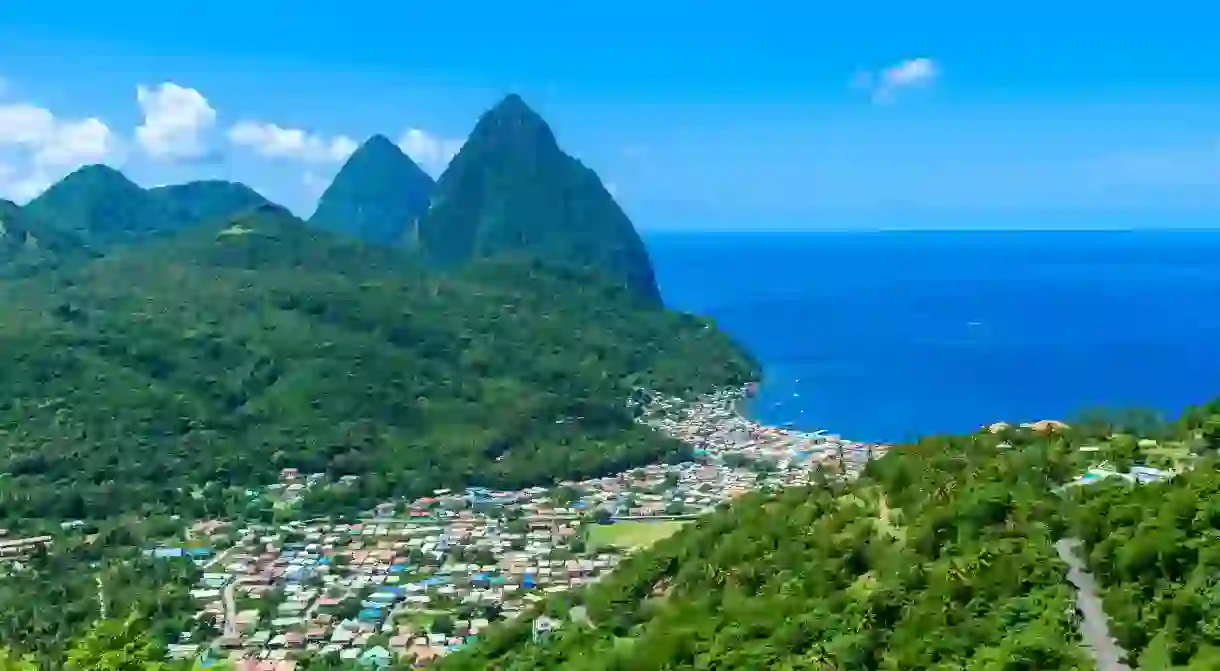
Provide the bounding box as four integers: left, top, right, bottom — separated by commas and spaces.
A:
1068, 400, 1220, 669
439, 430, 1092, 670
0, 520, 203, 666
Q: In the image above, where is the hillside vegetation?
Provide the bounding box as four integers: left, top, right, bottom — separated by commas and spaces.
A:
21, 166, 269, 248
0, 199, 95, 277
435, 408, 1220, 671
1067, 404, 1220, 668
0, 205, 756, 528
438, 428, 1093, 671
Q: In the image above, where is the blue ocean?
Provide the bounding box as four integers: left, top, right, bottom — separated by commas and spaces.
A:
647, 230, 1220, 444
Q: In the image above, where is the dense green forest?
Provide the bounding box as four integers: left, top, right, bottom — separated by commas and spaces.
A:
0, 198, 95, 277
0, 204, 756, 528
0, 519, 205, 667
1066, 399, 1220, 668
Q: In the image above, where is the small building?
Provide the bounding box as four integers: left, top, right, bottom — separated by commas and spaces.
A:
359, 645, 393, 668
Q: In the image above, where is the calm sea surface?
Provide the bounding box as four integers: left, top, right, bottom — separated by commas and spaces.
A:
646, 230, 1220, 443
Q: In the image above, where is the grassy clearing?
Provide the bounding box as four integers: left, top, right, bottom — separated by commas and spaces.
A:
587, 521, 687, 551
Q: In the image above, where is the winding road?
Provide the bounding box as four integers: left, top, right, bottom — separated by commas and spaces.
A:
1054, 538, 1131, 671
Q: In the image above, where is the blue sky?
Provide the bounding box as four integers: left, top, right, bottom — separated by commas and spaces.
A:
2, 1, 1220, 230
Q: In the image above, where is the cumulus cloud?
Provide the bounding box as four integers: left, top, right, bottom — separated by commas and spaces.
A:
397, 128, 462, 176
135, 82, 217, 161
227, 121, 357, 164
0, 100, 117, 201
854, 57, 939, 103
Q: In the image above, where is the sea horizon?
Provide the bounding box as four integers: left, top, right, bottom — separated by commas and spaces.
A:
644, 226, 1220, 235
647, 228, 1220, 444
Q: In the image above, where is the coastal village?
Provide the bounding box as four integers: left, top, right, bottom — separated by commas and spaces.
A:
145, 387, 887, 668
0, 386, 1190, 669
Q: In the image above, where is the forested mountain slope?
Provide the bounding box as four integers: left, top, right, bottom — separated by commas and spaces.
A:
0, 198, 95, 276
0, 204, 756, 528
22, 165, 269, 247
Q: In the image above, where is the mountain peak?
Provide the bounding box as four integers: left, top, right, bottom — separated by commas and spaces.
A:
307, 134, 435, 246
466, 94, 558, 153
24, 169, 275, 248
359, 133, 401, 153
54, 164, 141, 192
417, 97, 662, 304
490, 93, 534, 117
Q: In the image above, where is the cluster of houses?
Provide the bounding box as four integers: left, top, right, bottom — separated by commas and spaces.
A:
646, 389, 887, 482
160, 386, 890, 667
170, 511, 625, 667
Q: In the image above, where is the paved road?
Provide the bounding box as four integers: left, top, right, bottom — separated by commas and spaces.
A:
1055, 538, 1131, 671
221, 578, 238, 637
95, 575, 107, 619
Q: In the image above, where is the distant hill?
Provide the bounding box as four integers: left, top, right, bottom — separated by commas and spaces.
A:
0, 199, 94, 277
149, 180, 270, 227
0, 205, 756, 525
417, 94, 662, 304
23, 165, 270, 247
308, 134, 435, 245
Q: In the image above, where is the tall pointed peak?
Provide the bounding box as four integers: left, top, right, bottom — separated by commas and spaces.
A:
307, 133, 435, 246
417, 95, 661, 304
468, 94, 557, 150
356, 133, 404, 156
490, 93, 534, 117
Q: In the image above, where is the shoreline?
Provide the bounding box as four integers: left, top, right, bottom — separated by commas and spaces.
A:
650, 384, 888, 483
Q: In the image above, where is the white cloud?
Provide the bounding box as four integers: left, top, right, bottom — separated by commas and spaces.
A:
34, 118, 113, 167
397, 128, 462, 176
0, 103, 115, 168
855, 57, 939, 103
135, 82, 217, 160
227, 121, 357, 163
0, 99, 117, 202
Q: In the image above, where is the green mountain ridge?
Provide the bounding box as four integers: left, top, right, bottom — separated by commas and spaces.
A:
308, 134, 435, 245
0, 204, 757, 526
0, 199, 96, 277
23, 165, 271, 248
417, 94, 663, 304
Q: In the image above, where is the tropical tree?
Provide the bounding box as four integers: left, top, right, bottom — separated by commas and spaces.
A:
64, 614, 170, 671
